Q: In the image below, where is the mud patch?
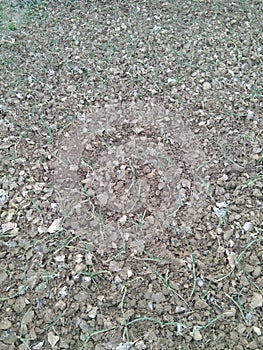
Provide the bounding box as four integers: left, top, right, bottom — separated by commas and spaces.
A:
54, 103, 206, 251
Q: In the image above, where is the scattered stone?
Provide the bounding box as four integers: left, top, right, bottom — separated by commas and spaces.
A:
0, 189, 9, 205
116, 343, 134, 350
152, 292, 166, 303
250, 293, 263, 309
23, 310, 34, 324
243, 222, 254, 232
192, 326, 202, 341
203, 81, 212, 91
0, 319, 11, 330
48, 331, 59, 347
194, 299, 209, 310
127, 269, 133, 278
1, 222, 17, 233
196, 277, 204, 287
109, 260, 123, 272
58, 286, 68, 298
247, 110, 254, 120
118, 215, 127, 225
253, 326, 261, 336
97, 193, 108, 206
32, 341, 45, 350
88, 307, 98, 319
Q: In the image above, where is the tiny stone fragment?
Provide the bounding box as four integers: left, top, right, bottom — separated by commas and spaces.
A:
109, 260, 122, 272
0, 319, 12, 330
250, 293, 263, 309
118, 215, 127, 225
47, 332, 59, 347
0, 189, 9, 205
116, 343, 134, 350
253, 326, 261, 336
243, 222, 254, 232
32, 341, 44, 350
203, 81, 211, 91
1, 222, 17, 233
192, 326, 202, 341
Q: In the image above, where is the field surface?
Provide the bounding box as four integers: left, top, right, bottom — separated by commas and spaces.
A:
0, 1, 262, 349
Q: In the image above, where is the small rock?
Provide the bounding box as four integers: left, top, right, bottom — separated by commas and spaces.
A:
1, 222, 17, 233
247, 110, 254, 120
216, 202, 228, 208
203, 82, 211, 91
66, 85, 75, 93
97, 193, 108, 206
237, 323, 246, 334
32, 341, 44, 350
127, 269, 133, 278
144, 215, 155, 225
196, 277, 204, 287
58, 286, 68, 297
88, 307, 98, 319
118, 215, 127, 225
0, 342, 10, 350
0, 272, 8, 284
0, 319, 11, 330
0, 189, 9, 205
116, 342, 134, 350
23, 310, 34, 324
192, 326, 202, 341
253, 326, 261, 336
194, 299, 208, 310
167, 78, 177, 85
175, 305, 187, 314
152, 292, 166, 303
243, 222, 254, 232
54, 255, 65, 264
213, 206, 227, 218
250, 293, 263, 309
109, 260, 122, 272
55, 300, 66, 311
47, 332, 59, 347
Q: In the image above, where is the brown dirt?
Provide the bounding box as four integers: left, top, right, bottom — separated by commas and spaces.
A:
0, 1, 262, 349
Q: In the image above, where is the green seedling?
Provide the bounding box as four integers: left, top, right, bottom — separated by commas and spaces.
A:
200, 281, 212, 300
128, 158, 136, 191
196, 175, 216, 203
39, 116, 54, 143
130, 208, 146, 229
83, 159, 95, 180
184, 237, 196, 300
134, 242, 166, 263
224, 291, 249, 325
80, 323, 115, 350
17, 310, 36, 349
0, 270, 28, 302
212, 237, 263, 282
240, 175, 263, 190
40, 310, 66, 335
98, 207, 105, 238
128, 183, 141, 213
97, 135, 109, 148
54, 235, 78, 254
195, 314, 222, 332
123, 316, 187, 342
81, 191, 95, 214
78, 268, 112, 284
7, 21, 17, 31
31, 199, 44, 225
144, 262, 190, 308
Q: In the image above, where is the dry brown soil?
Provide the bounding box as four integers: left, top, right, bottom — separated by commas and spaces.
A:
0, 1, 262, 349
